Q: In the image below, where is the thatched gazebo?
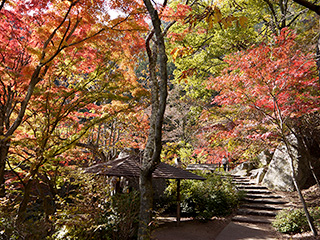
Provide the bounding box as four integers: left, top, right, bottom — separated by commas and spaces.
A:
84, 155, 206, 224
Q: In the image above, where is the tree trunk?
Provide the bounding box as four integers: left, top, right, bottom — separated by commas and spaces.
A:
292, 0, 320, 15
138, 170, 153, 239
0, 0, 6, 11
0, 142, 9, 197
138, 1, 169, 239
291, 175, 318, 236
308, 160, 320, 190
284, 139, 318, 236
17, 179, 34, 223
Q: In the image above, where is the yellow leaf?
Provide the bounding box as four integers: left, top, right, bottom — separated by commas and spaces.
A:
238, 16, 248, 28
221, 16, 233, 29
170, 47, 178, 56
213, 7, 222, 23
207, 15, 213, 29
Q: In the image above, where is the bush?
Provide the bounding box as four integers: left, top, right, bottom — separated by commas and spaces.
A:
50, 171, 140, 240
0, 190, 54, 240
53, 190, 140, 240
161, 173, 244, 220
0, 167, 140, 240
99, 191, 140, 240
272, 207, 320, 234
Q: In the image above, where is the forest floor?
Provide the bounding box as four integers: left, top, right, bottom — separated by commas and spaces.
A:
275, 184, 320, 240
151, 184, 320, 240
151, 216, 231, 240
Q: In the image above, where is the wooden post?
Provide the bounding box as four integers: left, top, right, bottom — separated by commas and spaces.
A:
176, 179, 181, 226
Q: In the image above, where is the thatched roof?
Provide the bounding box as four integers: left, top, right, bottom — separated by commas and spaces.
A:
84, 156, 205, 180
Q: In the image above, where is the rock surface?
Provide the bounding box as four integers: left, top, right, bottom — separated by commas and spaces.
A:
257, 150, 272, 166
231, 134, 320, 191
262, 141, 297, 191
249, 168, 267, 184
262, 134, 315, 191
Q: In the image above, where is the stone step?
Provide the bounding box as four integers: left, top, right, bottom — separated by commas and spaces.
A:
236, 208, 277, 217
245, 194, 283, 199
244, 198, 287, 205
232, 177, 250, 181
232, 215, 273, 224
231, 175, 248, 179
234, 182, 254, 186
240, 203, 284, 211
244, 189, 273, 194
232, 181, 252, 185
237, 185, 268, 190
232, 179, 252, 183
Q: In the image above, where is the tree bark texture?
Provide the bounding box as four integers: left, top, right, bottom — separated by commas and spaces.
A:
17, 179, 34, 223
292, 0, 320, 15
138, 1, 169, 239
138, 170, 154, 239
0, 0, 6, 11
283, 139, 318, 236
0, 143, 9, 197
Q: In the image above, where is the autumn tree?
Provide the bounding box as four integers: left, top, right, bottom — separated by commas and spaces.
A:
0, 0, 149, 198
0, 0, 111, 197
78, 105, 150, 163
208, 29, 319, 236
167, 0, 253, 101
164, 0, 319, 164
162, 0, 257, 163
10, 46, 146, 222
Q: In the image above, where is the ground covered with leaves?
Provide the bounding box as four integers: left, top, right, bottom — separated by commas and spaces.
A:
275, 185, 320, 240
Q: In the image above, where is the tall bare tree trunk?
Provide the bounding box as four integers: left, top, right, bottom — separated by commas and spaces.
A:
283, 139, 318, 236
138, 170, 154, 239
308, 160, 320, 190
138, 1, 168, 239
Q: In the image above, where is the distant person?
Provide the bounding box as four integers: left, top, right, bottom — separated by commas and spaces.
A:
222, 156, 228, 171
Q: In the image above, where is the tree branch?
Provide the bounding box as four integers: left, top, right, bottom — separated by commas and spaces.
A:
263, 0, 280, 31
0, 0, 5, 11
292, 0, 320, 15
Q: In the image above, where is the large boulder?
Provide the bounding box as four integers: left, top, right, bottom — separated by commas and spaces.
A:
249, 168, 267, 184
256, 150, 272, 166
233, 162, 254, 172
231, 161, 255, 177
262, 134, 316, 191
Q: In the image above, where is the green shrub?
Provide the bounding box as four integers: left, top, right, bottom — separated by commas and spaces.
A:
1, 167, 140, 240
55, 190, 140, 240
272, 207, 320, 234
99, 191, 140, 240
50, 169, 140, 240
162, 173, 243, 220
0, 192, 54, 240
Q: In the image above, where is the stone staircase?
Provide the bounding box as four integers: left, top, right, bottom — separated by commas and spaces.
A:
231, 175, 288, 225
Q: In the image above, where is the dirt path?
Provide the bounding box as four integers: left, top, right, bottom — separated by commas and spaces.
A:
151, 217, 231, 240
151, 184, 320, 240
